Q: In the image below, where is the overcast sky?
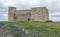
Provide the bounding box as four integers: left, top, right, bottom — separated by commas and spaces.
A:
0, 0, 60, 21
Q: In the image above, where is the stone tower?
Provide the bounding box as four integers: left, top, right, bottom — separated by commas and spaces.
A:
8, 7, 16, 22
31, 7, 49, 22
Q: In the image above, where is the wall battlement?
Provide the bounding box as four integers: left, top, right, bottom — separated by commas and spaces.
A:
8, 7, 49, 22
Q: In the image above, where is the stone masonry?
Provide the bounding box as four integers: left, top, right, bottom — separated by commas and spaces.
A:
8, 7, 49, 22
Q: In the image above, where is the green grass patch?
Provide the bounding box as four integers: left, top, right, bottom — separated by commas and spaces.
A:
8, 21, 60, 32
8, 21, 60, 37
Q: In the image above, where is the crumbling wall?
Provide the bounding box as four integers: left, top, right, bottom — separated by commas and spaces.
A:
16, 10, 31, 21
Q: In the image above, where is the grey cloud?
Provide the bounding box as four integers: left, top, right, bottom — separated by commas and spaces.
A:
0, 3, 8, 12
14, 2, 32, 10
16, 4, 31, 10
0, 16, 8, 21
14, 0, 46, 10
0, 18, 8, 21
46, 0, 60, 12
0, 11, 8, 13
51, 15, 60, 17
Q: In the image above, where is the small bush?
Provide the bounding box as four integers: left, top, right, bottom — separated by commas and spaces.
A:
46, 20, 52, 22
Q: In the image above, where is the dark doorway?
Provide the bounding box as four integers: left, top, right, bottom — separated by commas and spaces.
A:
28, 18, 30, 21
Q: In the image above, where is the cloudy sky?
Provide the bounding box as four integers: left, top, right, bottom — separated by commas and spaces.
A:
0, 0, 60, 21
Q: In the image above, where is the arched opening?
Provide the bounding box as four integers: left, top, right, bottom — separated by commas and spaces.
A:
28, 18, 30, 21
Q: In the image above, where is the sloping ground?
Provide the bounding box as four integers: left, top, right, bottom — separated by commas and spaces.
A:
0, 22, 60, 37
0, 23, 43, 37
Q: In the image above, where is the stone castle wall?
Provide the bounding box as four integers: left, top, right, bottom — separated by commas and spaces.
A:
16, 10, 31, 21
8, 7, 49, 22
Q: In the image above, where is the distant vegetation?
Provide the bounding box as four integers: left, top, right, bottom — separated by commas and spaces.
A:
46, 20, 53, 22
0, 21, 7, 26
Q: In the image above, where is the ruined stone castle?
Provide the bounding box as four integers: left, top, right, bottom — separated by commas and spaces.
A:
8, 7, 49, 22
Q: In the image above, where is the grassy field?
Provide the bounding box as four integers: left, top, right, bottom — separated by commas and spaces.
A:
8, 21, 60, 37
8, 21, 60, 31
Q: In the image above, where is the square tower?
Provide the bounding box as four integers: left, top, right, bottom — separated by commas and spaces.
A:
8, 7, 16, 22
31, 7, 49, 22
